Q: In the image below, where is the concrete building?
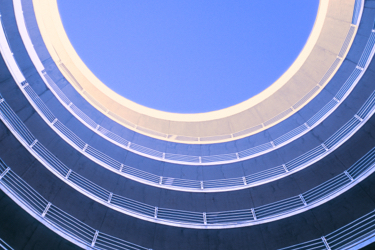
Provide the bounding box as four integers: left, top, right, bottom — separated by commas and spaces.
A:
1, 0, 375, 249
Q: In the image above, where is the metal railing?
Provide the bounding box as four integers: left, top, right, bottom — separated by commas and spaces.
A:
0, 10, 375, 195
1, 94, 375, 228
2, 46, 375, 194
0, 0, 374, 231
0, 160, 150, 250
0, 238, 13, 250
12, 0, 366, 166
1, 26, 375, 192
1, 81, 375, 196
280, 210, 375, 250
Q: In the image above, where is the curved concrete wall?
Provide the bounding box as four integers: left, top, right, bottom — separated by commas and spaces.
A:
14, 0, 371, 166
0, 0, 375, 249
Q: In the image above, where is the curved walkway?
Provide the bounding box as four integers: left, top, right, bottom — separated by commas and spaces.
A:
0, 92, 375, 228
12, 0, 371, 165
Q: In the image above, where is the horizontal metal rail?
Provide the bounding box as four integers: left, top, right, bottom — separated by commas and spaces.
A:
1, 0, 373, 231
0, 163, 149, 250
0, 238, 14, 250
280, 209, 375, 250
3, 71, 375, 194
2, 24, 375, 198
12, 0, 368, 167
1, 95, 375, 228
1, 52, 375, 193
3, 6, 374, 194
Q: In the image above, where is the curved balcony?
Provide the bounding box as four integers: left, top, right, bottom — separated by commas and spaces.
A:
1, 3, 375, 193
0, 87, 374, 229
0, 0, 375, 249
11, 0, 371, 166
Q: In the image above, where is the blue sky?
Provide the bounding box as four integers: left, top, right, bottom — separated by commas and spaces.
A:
58, 1, 319, 113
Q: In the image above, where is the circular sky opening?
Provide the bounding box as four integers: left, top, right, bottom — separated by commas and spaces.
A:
58, 0, 319, 114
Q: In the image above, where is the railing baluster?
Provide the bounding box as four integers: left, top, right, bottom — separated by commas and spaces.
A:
0, 167, 10, 180
65, 169, 72, 179
154, 207, 158, 219
299, 194, 308, 206
251, 208, 257, 220
42, 202, 51, 217
321, 236, 331, 250
107, 192, 113, 203
344, 171, 354, 181
91, 230, 99, 247
29, 139, 38, 148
